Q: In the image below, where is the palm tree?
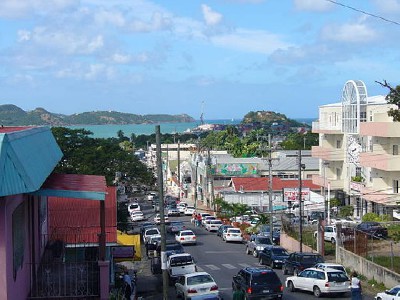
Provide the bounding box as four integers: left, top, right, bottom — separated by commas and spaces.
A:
254, 213, 270, 232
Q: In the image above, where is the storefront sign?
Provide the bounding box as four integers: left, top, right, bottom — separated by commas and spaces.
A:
283, 188, 310, 201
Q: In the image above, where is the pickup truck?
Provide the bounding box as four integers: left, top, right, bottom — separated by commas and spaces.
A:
167, 253, 197, 285
313, 225, 338, 244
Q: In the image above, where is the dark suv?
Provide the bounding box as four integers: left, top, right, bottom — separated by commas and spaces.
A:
232, 267, 283, 299
355, 222, 388, 239
258, 246, 289, 269
282, 252, 324, 275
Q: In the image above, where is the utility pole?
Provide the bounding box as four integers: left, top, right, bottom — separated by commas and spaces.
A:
178, 140, 181, 202
298, 150, 303, 253
156, 125, 168, 298
207, 148, 215, 212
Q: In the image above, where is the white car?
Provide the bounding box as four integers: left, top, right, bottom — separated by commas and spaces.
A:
130, 211, 145, 222
375, 285, 400, 300
175, 272, 219, 299
175, 230, 197, 245
286, 267, 350, 297
314, 263, 347, 274
222, 228, 243, 243
184, 206, 196, 216
205, 220, 223, 232
202, 215, 216, 226
127, 202, 141, 214
143, 227, 160, 244
177, 203, 187, 213
154, 213, 170, 224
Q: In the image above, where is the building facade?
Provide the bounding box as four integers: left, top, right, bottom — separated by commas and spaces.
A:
312, 80, 399, 219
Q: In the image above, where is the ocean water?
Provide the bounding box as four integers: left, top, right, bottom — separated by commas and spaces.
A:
68, 118, 315, 139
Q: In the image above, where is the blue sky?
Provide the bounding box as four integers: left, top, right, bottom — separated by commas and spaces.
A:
0, 0, 400, 120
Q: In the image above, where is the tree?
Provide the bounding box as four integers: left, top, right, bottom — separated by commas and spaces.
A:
376, 80, 400, 121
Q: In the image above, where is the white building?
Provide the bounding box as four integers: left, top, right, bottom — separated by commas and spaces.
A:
312, 80, 400, 219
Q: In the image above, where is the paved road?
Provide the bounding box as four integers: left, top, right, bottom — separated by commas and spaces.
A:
132, 196, 374, 300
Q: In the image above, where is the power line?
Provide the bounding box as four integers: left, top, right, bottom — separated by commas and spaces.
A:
325, 0, 400, 26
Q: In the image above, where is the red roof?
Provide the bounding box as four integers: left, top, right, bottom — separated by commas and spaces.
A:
48, 186, 117, 245
0, 126, 34, 133
232, 177, 320, 192
42, 173, 107, 193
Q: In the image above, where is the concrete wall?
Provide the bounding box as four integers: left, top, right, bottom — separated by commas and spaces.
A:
337, 247, 400, 288
280, 233, 314, 253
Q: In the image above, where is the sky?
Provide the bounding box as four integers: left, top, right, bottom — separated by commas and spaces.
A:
0, 0, 400, 120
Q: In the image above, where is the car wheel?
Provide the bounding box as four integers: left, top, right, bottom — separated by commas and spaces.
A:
246, 247, 251, 255
252, 250, 258, 258
259, 257, 263, 265
287, 281, 296, 292
376, 297, 382, 300
331, 237, 336, 244
175, 288, 181, 298
313, 286, 322, 297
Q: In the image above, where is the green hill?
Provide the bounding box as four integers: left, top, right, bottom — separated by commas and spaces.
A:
0, 104, 195, 126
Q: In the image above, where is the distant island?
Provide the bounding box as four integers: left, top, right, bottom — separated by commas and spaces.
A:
0, 104, 195, 126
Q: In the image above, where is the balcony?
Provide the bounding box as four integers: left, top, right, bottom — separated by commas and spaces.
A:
359, 152, 400, 171
312, 175, 343, 189
311, 146, 344, 161
360, 122, 400, 137
312, 121, 342, 134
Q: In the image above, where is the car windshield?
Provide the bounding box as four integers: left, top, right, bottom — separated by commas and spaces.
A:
251, 272, 280, 285
187, 275, 214, 285
170, 256, 193, 266
327, 272, 349, 282
302, 255, 324, 263
328, 266, 346, 272
388, 287, 400, 295
257, 237, 272, 244
228, 229, 241, 234
272, 248, 289, 256
146, 229, 159, 235
211, 220, 222, 224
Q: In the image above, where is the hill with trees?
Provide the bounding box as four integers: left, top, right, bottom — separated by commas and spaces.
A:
0, 104, 195, 126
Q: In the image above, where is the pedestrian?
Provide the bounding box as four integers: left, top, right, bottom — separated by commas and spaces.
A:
197, 213, 202, 227
350, 271, 362, 300
233, 288, 245, 300
123, 270, 132, 300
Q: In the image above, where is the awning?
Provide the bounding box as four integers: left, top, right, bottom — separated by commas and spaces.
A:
116, 231, 141, 260
32, 173, 107, 200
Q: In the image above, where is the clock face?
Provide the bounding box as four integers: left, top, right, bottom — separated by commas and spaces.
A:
347, 136, 361, 164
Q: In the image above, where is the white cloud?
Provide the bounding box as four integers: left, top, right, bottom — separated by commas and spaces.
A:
111, 53, 131, 64
17, 30, 31, 42
372, 0, 400, 14
294, 0, 334, 12
94, 9, 126, 27
128, 11, 173, 32
320, 21, 377, 43
0, 0, 78, 18
201, 4, 223, 26
211, 29, 291, 55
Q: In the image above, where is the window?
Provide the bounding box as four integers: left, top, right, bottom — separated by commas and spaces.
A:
13, 203, 26, 280
356, 167, 361, 177
394, 180, 399, 194
336, 140, 341, 148
393, 145, 399, 156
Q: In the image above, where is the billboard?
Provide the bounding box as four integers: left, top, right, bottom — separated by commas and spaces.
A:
211, 163, 258, 176
283, 188, 310, 201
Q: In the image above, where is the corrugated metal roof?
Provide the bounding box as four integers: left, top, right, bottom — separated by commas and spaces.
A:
48, 186, 117, 245
37, 173, 107, 200
0, 127, 63, 197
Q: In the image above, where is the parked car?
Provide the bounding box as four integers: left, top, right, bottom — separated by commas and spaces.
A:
314, 262, 347, 274
145, 234, 161, 256
222, 228, 243, 243
259, 246, 289, 268
257, 225, 281, 245
167, 253, 197, 285
143, 227, 161, 244
167, 221, 187, 234
154, 213, 170, 224
155, 240, 185, 257
175, 230, 197, 245
245, 234, 273, 258
313, 225, 338, 244
286, 267, 350, 297
184, 206, 196, 216
140, 222, 156, 237
175, 272, 220, 299
355, 221, 388, 239
232, 267, 283, 299
167, 207, 181, 217
217, 224, 233, 238
177, 203, 187, 213
202, 215, 216, 226
283, 252, 324, 275
205, 219, 223, 232
374, 285, 400, 300
128, 202, 141, 214
130, 211, 145, 222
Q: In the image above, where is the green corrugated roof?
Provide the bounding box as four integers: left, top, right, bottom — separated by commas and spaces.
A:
0, 127, 63, 197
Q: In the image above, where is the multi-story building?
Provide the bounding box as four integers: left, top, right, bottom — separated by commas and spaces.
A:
312, 80, 399, 219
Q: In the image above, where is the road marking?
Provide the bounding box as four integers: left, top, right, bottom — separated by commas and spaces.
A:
204, 251, 243, 254
204, 264, 220, 270
222, 264, 236, 269
238, 263, 251, 268
196, 266, 204, 272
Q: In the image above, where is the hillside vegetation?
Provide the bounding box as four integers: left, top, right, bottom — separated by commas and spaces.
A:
0, 104, 195, 126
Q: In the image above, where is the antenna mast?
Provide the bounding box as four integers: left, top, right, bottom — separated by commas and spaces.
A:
200, 100, 205, 125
